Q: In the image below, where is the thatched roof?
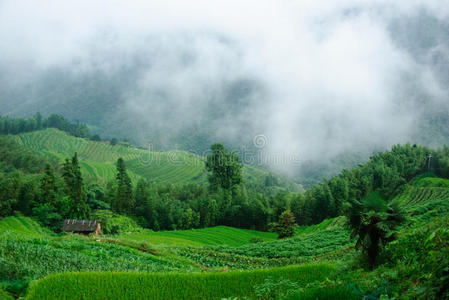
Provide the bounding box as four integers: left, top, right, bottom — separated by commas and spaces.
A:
62, 219, 99, 232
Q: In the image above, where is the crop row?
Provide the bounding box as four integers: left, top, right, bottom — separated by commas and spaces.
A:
25, 264, 336, 300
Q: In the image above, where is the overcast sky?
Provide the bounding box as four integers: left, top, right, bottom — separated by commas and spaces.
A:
1, 0, 448, 173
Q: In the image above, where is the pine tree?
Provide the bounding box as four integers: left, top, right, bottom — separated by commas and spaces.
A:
134, 178, 148, 217
62, 153, 89, 219
114, 158, 134, 214
275, 210, 296, 239
40, 164, 57, 206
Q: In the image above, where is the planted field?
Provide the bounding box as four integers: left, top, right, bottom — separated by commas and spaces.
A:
209, 220, 351, 259
25, 264, 336, 300
0, 232, 187, 283
390, 175, 449, 222
175, 218, 353, 270
120, 226, 278, 247
0, 217, 197, 296
0, 216, 48, 237
14, 129, 267, 185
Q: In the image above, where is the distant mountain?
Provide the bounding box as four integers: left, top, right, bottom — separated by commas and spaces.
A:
1, 9, 448, 186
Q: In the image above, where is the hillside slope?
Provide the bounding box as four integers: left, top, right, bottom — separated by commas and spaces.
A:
14, 129, 268, 185
119, 226, 277, 247
2, 173, 448, 299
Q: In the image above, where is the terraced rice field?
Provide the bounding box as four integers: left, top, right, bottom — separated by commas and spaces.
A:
14, 129, 267, 185
119, 226, 278, 247
25, 264, 336, 300
14, 129, 208, 184
0, 216, 49, 237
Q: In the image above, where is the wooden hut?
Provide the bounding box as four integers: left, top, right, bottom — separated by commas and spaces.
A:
62, 219, 101, 235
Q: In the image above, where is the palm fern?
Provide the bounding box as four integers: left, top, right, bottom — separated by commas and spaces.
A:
346, 192, 406, 268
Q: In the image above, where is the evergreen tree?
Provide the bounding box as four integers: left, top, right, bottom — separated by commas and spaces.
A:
40, 164, 57, 206
134, 178, 148, 217
34, 112, 43, 130
114, 158, 134, 214
273, 210, 296, 239
205, 143, 243, 191
17, 181, 37, 215
62, 153, 89, 219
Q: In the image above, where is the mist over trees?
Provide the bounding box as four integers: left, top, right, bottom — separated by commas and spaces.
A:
0, 113, 91, 138
1, 118, 447, 236
1, 1, 449, 186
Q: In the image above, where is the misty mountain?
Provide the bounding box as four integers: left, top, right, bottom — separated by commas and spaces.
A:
1, 1, 448, 185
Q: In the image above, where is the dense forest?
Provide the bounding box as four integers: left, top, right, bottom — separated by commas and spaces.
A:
0, 113, 92, 140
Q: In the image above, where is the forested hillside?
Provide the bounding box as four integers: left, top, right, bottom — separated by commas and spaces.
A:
1, 110, 449, 300
0, 117, 302, 234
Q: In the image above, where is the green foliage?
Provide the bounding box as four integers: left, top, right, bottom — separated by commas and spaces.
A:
250, 237, 265, 244
0, 231, 185, 296
254, 277, 299, 299
346, 192, 406, 268
176, 218, 351, 271
39, 164, 57, 206
90, 134, 101, 141
91, 210, 140, 235
0, 216, 49, 237
120, 226, 277, 247
294, 143, 429, 226
0, 136, 48, 173
206, 143, 243, 191
32, 204, 63, 233
284, 285, 359, 300
0, 113, 91, 138
383, 217, 449, 299
271, 210, 296, 239
211, 219, 351, 259
62, 153, 89, 219
25, 264, 335, 300
0, 286, 14, 300
113, 158, 134, 214
2, 118, 449, 300
16, 128, 209, 184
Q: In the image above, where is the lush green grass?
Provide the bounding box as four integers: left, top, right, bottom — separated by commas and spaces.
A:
408, 172, 449, 187
0, 215, 49, 237
209, 218, 351, 259
285, 285, 359, 300
0, 287, 14, 300
0, 216, 197, 297
175, 217, 352, 271
14, 128, 268, 185
295, 217, 344, 236
25, 264, 336, 300
120, 226, 277, 247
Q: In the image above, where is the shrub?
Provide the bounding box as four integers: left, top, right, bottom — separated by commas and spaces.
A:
254, 277, 298, 299
345, 192, 406, 268
91, 210, 141, 234
0, 286, 14, 300
284, 285, 359, 300
249, 237, 265, 244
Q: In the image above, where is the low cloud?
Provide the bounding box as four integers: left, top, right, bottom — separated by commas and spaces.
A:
0, 0, 448, 175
